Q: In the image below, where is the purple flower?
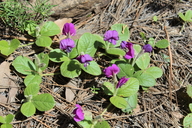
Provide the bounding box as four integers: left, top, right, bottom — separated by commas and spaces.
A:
116, 77, 129, 88
60, 38, 75, 53
104, 30, 119, 45
77, 54, 93, 67
73, 104, 84, 122
103, 64, 120, 78
120, 41, 127, 49
120, 41, 135, 59
62, 23, 76, 36
143, 44, 153, 52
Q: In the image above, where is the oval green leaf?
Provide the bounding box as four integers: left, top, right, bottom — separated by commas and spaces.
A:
122, 93, 137, 113
5, 114, 14, 124
24, 75, 42, 87
40, 21, 60, 36
137, 72, 156, 87
32, 93, 55, 111
60, 60, 81, 78
94, 120, 110, 128
49, 49, 67, 62
144, 67, 163, 79
102, 82, 115, 95
155, 39, 169, 48
35, 36, 52, 47
80, 61, 101, 76
117, 78, 139, 97
12, 56, 36, 75
117, 62, 134, 78
183, 113, 192, 128
77, 33, 99, 57
0, 39, 20, 56
110, 96, 127, 109
106, 48, 125, 56
136, 53, 150, 69
24, 83, 40, 97
21, 102, 36, 117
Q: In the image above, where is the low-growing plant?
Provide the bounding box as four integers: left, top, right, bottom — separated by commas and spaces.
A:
0, 18, 169, 127
0, 114, 14, 128
178, 9, 192, 33
0, 0, 55, 32
183, 84, 192, 128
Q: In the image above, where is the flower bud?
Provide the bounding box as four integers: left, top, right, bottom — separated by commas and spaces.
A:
62, 23, 76, 36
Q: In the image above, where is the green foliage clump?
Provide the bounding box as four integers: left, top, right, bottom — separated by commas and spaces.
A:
0, 0, 55, 32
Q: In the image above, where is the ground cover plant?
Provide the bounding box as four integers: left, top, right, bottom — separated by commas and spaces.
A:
0, 0, 191, 127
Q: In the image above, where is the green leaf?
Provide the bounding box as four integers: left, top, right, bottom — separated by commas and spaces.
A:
78, 120, 92, 128
111, 24, 130, 47
24, 75, 42, 87
35, 36, 52, 47
94, 120, 110, 128
148, 38, 155, 47
185, 10, 192, 22
0, 116, 5, 124
179, 12, 186, 22
155, 39, 169, 48
68, 40, 78, 59
187, 84, 192, 98
35, 52, 49, 71
60, 60, 81, 78
122, 93, 138, 113
0, 39, 20, 56
189, 103, 192, 112
183, 113, 192, 128
83, 111, 92, 121
137, 72, 156, 87
140, 32, 146, 42
144, 67, 163, 79
106, 48, 125, 56
117, 62, 134, 78
1, 124, 13, 128
21, 102, 36, 117
153, 16, 158, 22
12, 56, 36, 75
136, 53, 150, 70
32, 93, 55, 111
133, 44, 141, 56
77, 33, 100, 57
80, 61, 101, 76
110, 96, 127, 109
40, 21, 60, 36
24, 83, 40, 97
49, 49, 67, 62
117, 78, 139, 97
5, 114, 14, 124
102, 82, 115, 95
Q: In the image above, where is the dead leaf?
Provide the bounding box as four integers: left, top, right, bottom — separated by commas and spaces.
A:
54, 18, 72, 35
0, 61, 18, 103
171, 112, 184, 119
65, 81, 76, 102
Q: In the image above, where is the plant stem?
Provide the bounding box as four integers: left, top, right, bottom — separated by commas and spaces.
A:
179, 22, 186, 34
41, 72, 60, 76
18, 42, 34, 47
46, 46, 53, 51
101, 103, 112, 116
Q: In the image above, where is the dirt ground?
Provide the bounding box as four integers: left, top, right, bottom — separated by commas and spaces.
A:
0, 0, 192, 127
